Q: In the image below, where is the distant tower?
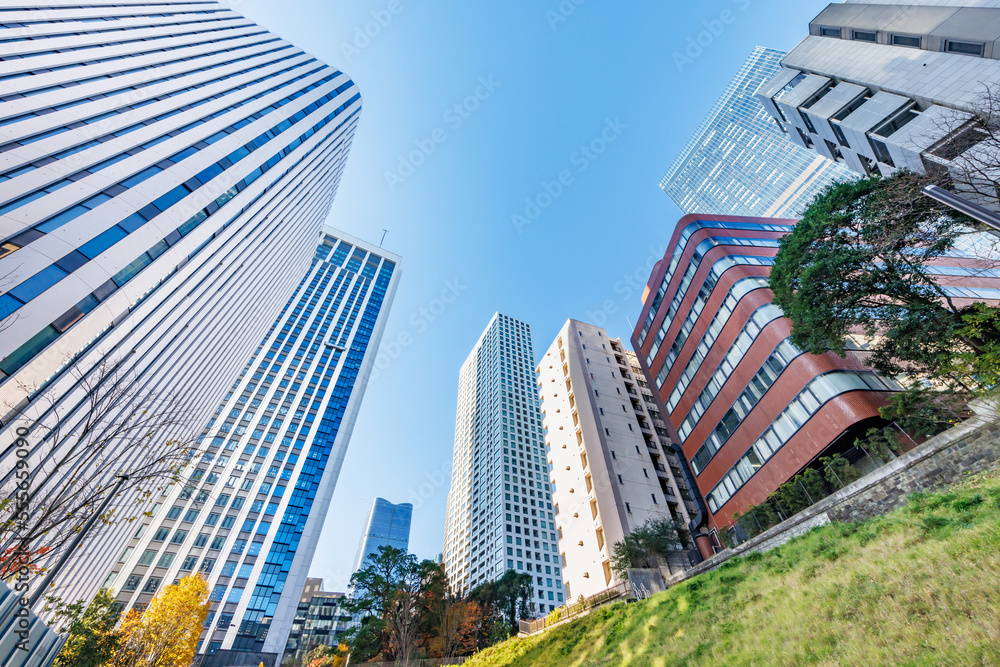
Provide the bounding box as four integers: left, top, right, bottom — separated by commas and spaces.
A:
660, 46, 855, 217
443, 314, 564, 615
352, 498, 414, 572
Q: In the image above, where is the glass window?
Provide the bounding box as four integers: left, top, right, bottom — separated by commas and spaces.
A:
946, 40, 984, 56
138, 550, 156, 566
852, 30, 877, 42
891, 34, 920, 48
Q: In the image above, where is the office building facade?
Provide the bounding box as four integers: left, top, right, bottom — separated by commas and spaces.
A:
756, 1, 1000, 198
538, 320, 698, 600
104, 230, 400, 658
0, 0, 362, 612
283, 578, 351, 662
443, 314, 564, 614
661, 46, 855, 218
630, 215, 910, 552
352, 498, 413, 573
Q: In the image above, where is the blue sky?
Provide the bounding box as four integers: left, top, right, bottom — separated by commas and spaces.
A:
235, 0, 832, 590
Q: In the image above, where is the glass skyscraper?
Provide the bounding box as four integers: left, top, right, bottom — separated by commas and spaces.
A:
104, 229, 400, 659
0, 0, 362, 613
660, 46, 855, 218
443, 314, 564, 615
352, 498, 413, 572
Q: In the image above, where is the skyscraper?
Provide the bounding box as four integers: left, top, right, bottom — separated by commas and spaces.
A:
538, 320, 699, 600
443, 314, 564, 614
352, 498, 413, 573
755, 1, 1000, 199
104, 229, 400, 659
0, 0, 362, 611
660, 46, 855, 218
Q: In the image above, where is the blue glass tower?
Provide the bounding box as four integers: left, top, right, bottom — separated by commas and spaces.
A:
660, 46, 856, 218
352, 498, 413, 573
103, 229, 400, 659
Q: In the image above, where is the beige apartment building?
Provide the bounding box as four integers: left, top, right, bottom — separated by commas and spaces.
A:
537, 320, 698, 600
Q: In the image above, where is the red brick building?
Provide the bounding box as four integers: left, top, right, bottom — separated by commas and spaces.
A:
630, 214, 914, 556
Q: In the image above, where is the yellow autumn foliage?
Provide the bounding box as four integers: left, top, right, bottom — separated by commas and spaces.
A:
107, 574, 210, 667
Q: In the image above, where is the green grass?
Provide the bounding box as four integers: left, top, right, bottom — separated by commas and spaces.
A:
464, 469, 1000, 667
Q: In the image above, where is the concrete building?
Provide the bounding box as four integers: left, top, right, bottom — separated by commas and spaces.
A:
661, 46, 855, 218
537, 320, 698, 600
756, 1, 1000, 198
0, 0, 362, 614
104, 230, 400, 659
282, 578, 351, 662
352, 498, 413, 573
630, 215, 909, 554
443, 314, 564, 614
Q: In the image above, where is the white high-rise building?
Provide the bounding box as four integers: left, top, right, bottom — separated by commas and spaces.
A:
107, 230, 400, 658
0, 0, 361, 616
756, 1, 1000, 193
443, 314, 564, 614
537, 321, 697, 600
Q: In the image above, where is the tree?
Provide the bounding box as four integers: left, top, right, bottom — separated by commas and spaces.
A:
769, 171, 1000, 390
49, 588, 120, 667
301, 644, 348, 667
469, 571, 534, 640
109, 574, 209, 667
0, 360, 197, 581
610, 514, 686, 580
342, 545, 420, 662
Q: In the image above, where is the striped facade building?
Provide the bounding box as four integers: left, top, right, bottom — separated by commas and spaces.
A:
632, 215, 1000, 553
107, 230, 399, 658
0, 0, 362, 623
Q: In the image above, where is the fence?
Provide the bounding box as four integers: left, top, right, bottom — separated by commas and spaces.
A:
518, 580, 632, 635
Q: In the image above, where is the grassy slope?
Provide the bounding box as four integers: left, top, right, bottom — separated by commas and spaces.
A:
464, 469, 1000, 667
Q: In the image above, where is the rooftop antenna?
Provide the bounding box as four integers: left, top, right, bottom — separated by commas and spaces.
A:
379, 229, 388, 248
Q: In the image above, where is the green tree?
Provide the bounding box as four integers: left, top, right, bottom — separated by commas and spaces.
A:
469, 570, 535, 639
50, 589, 120, 667
769, 171, 1000, 390
610, 515, 686, 580
342, 545, 419, 662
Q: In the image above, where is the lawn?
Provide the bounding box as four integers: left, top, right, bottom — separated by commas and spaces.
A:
464, 468, 1000, 666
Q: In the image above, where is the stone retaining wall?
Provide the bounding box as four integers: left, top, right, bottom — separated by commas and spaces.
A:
668, 402, 1000, 585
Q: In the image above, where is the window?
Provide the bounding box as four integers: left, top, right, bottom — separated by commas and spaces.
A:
819, 26, 840, 38
157, 553, 175, 568
193, 533, 209, 547
945, 40, 984, 57
166, 506, 183, 520
891, 34, 920, 48
151, 528, 169, 542
180, 556, 198, 571
171, 530, 188, 544
138, 550, 157, 566
851, 30, 877, 42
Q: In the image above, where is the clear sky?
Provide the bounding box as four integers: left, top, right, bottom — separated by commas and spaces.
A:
233, 0, 832, 590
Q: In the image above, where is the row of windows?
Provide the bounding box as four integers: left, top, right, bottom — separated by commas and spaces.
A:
644, 237, 780, 369
706, 371, 901, 513
817, 25, 987, 57
637, 220, 793, 346
689, 338, 802, 475
0, 101, 360, 382
0, 54, 326, 244
659, 256, 776, 400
